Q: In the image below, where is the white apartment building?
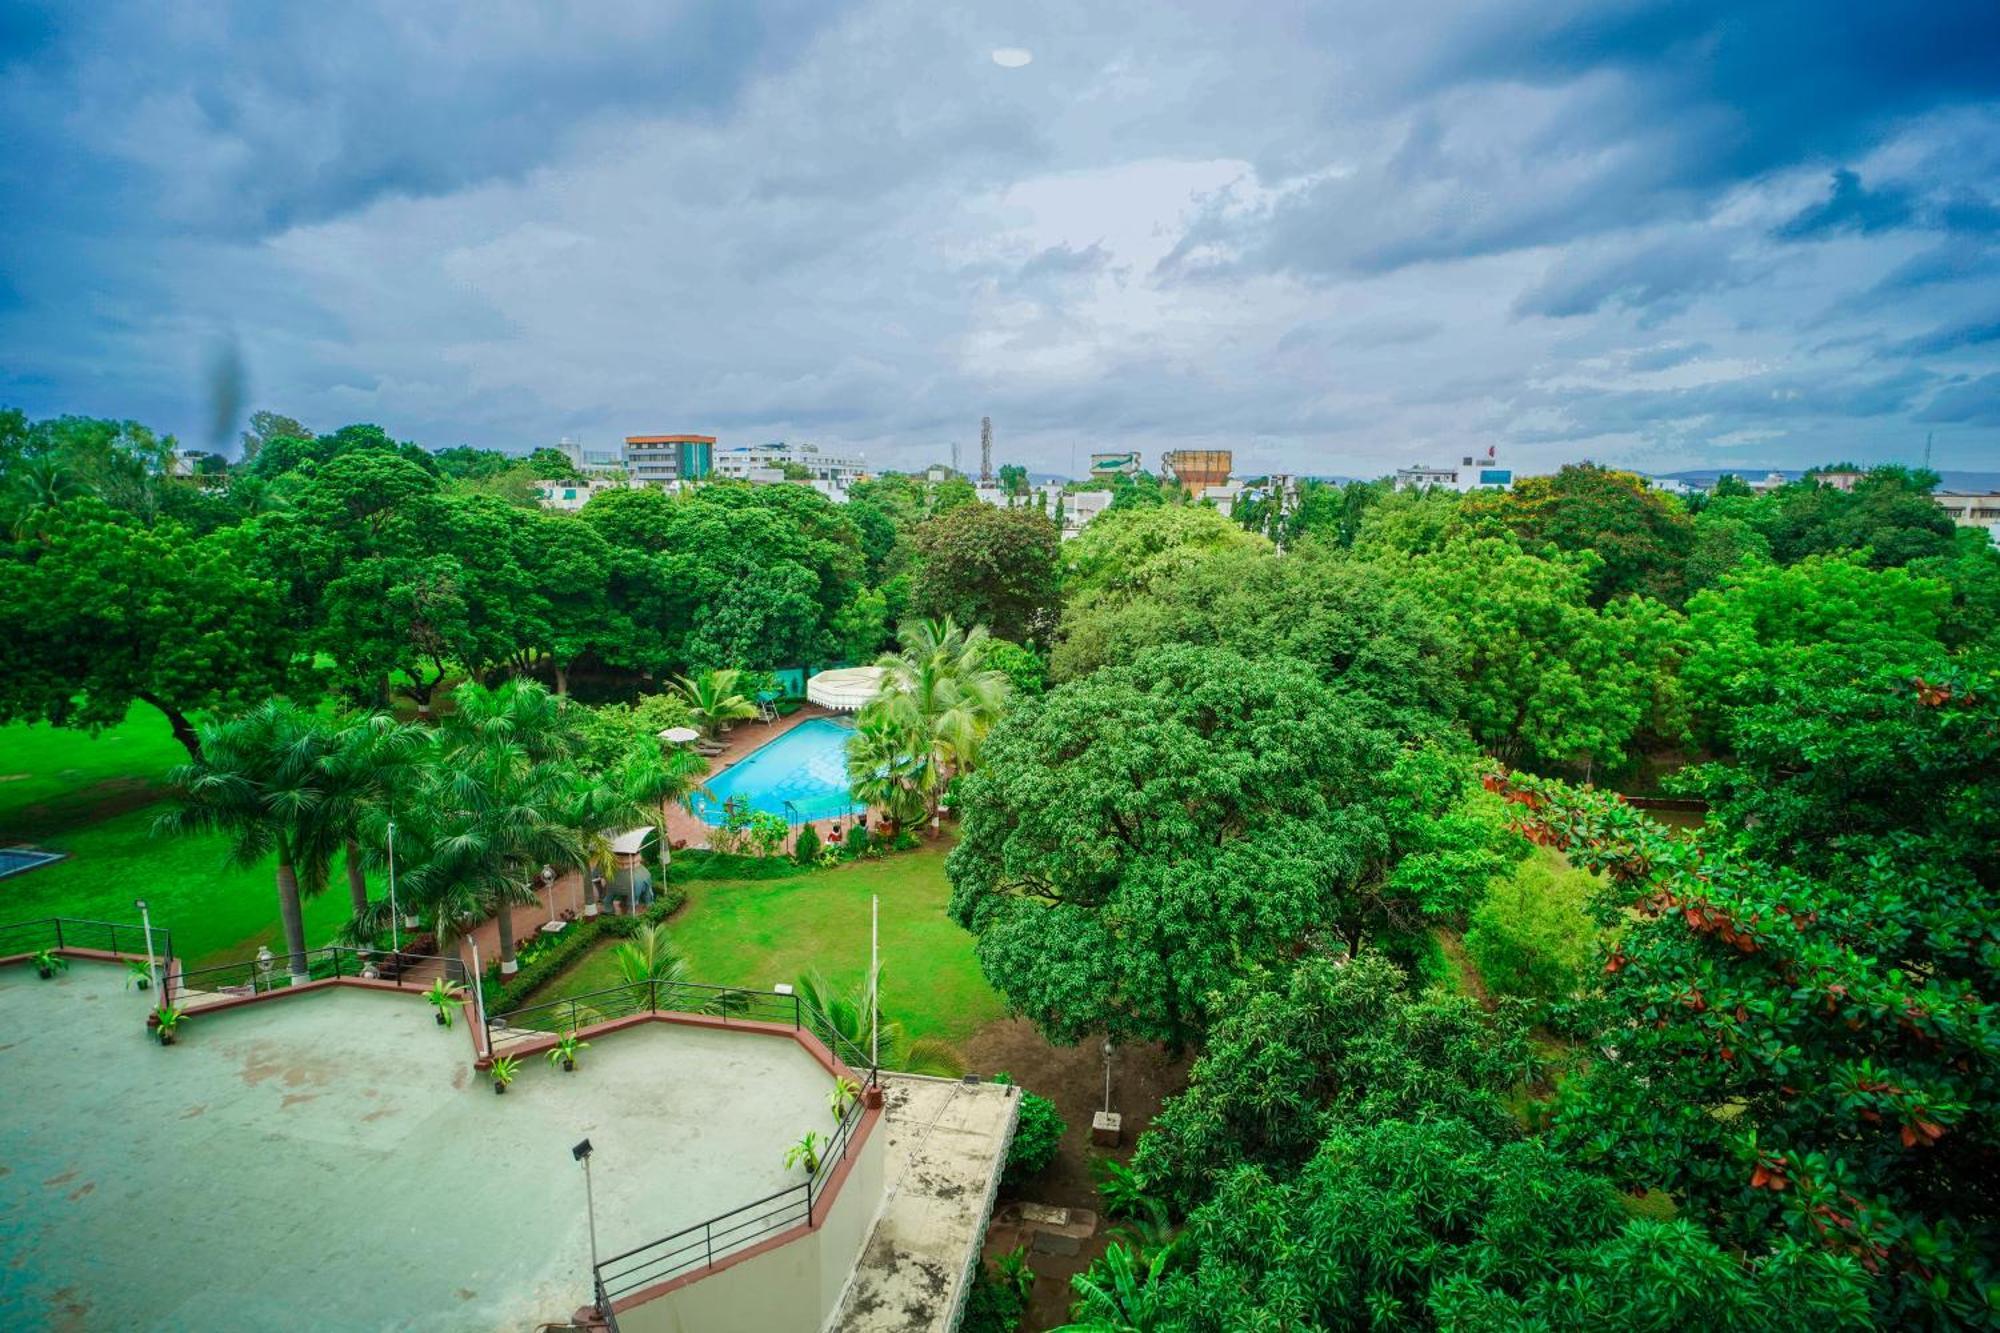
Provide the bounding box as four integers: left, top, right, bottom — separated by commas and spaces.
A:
1393, 445, 1513, 492
713, 442, 867, 486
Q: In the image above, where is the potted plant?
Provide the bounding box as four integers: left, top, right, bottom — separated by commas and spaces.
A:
33, 949, 68, 980
491, 1055, 520, 1094
546, 1031, 589, 1073
423, 978, 466, 1028
784, 1129, 824, 1175
828, 1076, 860, 1122
125, 958, 153, 991
152, 1005, 185, 1046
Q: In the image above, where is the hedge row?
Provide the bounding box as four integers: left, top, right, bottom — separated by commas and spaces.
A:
482, 884, 687, 1014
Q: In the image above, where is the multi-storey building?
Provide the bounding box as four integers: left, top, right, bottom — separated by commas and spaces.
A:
713, 442, 867, 486
623, 434, 716, 487
1393, 446, 1513, 492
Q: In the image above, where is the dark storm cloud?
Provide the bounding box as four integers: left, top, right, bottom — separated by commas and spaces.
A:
0, 0, 843, 236
1514, 238, 1750, 321
1777, 171, 1918, 239
1, 0, 1998, 474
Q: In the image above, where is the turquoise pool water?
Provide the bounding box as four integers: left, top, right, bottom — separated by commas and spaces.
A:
690, 717, 860, 826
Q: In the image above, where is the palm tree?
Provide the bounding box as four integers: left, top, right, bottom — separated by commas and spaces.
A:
843, 711, 931, 831
868, 618, 1010, 820
613, 923, 689, 984
396, 679, 590, 975
6, 454, 92, 537
793, 969, 965, 1076
566, 731, 709, 912
155, 702, 348, 981
324, 711, 432, 932
672, 668, 759, 738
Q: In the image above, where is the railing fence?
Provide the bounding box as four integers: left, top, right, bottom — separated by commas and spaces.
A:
482, 978, 879, 1309
165, 944, 466, 1005
0, 916, 171, 970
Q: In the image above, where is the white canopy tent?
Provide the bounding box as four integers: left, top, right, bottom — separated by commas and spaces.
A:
806, 666, 886, 712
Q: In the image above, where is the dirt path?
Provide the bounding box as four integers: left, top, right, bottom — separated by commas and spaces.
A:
960, 1017, 1190, 1331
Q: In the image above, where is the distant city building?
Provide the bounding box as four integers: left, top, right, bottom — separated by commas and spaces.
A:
1936, 490, 2000, 543
557, 436, 624, 474
1205, 480, 1246, 516
534, 477, 632, 511
1059, 489, 1114, 537
1089, 451, 1141, 479
714, 441, 866, 486
1642, 475, 1698, 497
1805, 467, 1868, 492
1160, 449, 1234, 498
623, 434, 715, 487
1393, 446, 1512, 492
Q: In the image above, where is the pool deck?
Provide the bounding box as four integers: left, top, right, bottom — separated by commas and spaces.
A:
450, 705, 868, 973
665, 705, 872, 854
0, 959, 839, 1331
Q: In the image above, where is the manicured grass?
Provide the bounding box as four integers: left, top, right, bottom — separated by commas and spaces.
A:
0, 713, 379, 968
530, 844, 1005, 1045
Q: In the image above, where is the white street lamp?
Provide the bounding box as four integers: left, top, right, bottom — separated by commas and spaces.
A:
387, 819, 401, 954
134, 898, 159, 996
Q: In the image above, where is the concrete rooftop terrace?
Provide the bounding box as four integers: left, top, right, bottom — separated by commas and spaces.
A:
0, 961, 836, 1330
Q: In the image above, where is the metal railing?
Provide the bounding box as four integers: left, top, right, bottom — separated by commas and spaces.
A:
593, 1061, 875, 1303
484, 977, 880, 1309
0, 916, 170, 966
491, 978, 793, 1037
165, 945, 466, 1005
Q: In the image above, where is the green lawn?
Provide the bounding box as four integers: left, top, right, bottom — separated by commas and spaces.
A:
0, 712, 375, 968
529, 844, 1006, 1045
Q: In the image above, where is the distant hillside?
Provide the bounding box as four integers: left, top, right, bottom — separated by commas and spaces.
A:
1661, 467, 2000, 492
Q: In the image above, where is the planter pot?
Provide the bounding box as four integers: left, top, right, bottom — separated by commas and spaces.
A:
135, 978, 150, 990
493, 1082, 508, 1095
583, 905, 599, 919
37, 967, 54, 979
562, 1058, 575, 1072
158, 1031, 176, 1046
435, 1012, 448, 1027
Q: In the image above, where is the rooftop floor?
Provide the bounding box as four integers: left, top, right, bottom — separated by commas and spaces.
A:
833, 1075, 1018, 1333
0, 961, 835, 1330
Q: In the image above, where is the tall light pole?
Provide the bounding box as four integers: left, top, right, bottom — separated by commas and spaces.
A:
573, 1139, 600, 1308
870, 894, 879, 1071
387, 819, 400, 953
135, 898, 158, 995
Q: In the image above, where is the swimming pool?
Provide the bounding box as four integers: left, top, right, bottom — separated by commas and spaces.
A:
689, 717, 861, 826
0, 847, 63, 878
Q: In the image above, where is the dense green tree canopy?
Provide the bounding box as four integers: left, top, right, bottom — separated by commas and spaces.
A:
0, 499, 303, 756
948, 646, 1501, 1046
1053, 542, 1461, 734
1061, 502, 1268, 607
1368, 535, 1687, 775
908, 501, 1062, 644
1464, 463, 1695, 604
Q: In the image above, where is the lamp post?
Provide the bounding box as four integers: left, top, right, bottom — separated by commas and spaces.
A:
387, 819, 400, 954
255, 945, 274, 992
135, 898, 158, 995
573, 1139, 601, 1309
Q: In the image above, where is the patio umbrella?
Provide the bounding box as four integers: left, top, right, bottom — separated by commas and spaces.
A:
658, 726, 701, 745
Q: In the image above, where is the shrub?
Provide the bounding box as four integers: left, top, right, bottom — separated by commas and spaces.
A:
842, 825, 871, 859
993, 1072, 1066, 1188
1463, 850, 1602, 1010
959, 1247, 1032, 1333
793, 824, 821, 867
483, 885, 688, 1013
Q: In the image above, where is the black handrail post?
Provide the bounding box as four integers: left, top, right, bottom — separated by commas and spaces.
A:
705, 1219, 714, 1270
54, 919, 64, 951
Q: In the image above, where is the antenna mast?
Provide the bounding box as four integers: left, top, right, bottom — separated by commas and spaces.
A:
980, 416, 994, 485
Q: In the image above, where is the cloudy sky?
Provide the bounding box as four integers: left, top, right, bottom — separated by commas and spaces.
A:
4, 1, 1999, 478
